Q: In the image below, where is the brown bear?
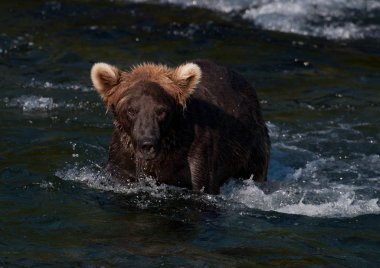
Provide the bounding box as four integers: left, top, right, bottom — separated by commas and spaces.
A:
91, 59, 270, 194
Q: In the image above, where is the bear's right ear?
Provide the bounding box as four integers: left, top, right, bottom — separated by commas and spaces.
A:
91, 63, 121, 104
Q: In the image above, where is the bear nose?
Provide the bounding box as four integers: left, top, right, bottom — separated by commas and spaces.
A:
138, 139, 158, 160
141, 141, 154, 154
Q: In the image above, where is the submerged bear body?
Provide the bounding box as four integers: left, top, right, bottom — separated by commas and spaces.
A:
91, 59, 270, 194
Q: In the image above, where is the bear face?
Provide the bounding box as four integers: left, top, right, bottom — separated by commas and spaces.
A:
91, 62, 202, 161
114, 81, 176, 160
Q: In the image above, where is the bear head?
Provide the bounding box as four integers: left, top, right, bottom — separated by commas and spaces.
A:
91, 61, 202, 161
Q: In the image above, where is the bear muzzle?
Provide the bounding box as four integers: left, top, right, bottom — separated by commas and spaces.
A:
136, 138, 160, 160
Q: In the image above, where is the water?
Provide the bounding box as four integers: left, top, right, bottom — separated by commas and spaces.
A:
134, 0, 380, 40
1, 0, 379, 266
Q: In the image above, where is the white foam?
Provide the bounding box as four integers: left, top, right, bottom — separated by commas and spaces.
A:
55, 165, 185, 200
5, 95, 91, 112
277, 195, 380, 218
131, 0, 380, 40
218, 179, 380, 218
6, 95, 59, 112
132, 0, 248, 13
28, 79, 92, 92
55, 162, 380, 218
243, 0, 380, 40
54, 118, 380, 218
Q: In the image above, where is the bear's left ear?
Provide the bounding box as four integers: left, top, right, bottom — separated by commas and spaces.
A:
171, 63, 202, 106
91, 62, 121, 105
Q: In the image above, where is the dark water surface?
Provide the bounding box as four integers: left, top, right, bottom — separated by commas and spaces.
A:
1, 1, 380, 267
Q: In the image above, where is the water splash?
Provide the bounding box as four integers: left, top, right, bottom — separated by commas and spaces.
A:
242, 0, 380, 40
131, 0, 380, 40
55, 160, 380, 218
28, 79, 92, 92
55, 165, 185, 198
5, 95, 61, 112
4, 95, 97, 113
218, 179, 380, 218
54, 118, 380, 218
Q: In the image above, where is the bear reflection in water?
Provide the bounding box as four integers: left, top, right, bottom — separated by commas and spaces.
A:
91, 59, 270, 194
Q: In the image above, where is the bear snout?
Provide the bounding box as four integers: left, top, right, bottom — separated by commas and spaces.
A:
137, 138, 160, 160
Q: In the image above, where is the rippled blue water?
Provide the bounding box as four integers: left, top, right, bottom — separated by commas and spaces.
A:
1, 1, 379, 266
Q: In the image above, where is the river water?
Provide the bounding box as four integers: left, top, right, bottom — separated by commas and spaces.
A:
1, 0, 379, 267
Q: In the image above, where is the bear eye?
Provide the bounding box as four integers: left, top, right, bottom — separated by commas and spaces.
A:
127, 107, 137, 117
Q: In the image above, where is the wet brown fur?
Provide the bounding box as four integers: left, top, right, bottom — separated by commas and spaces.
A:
91, 59, 270, 194
105, 63, 197, 111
